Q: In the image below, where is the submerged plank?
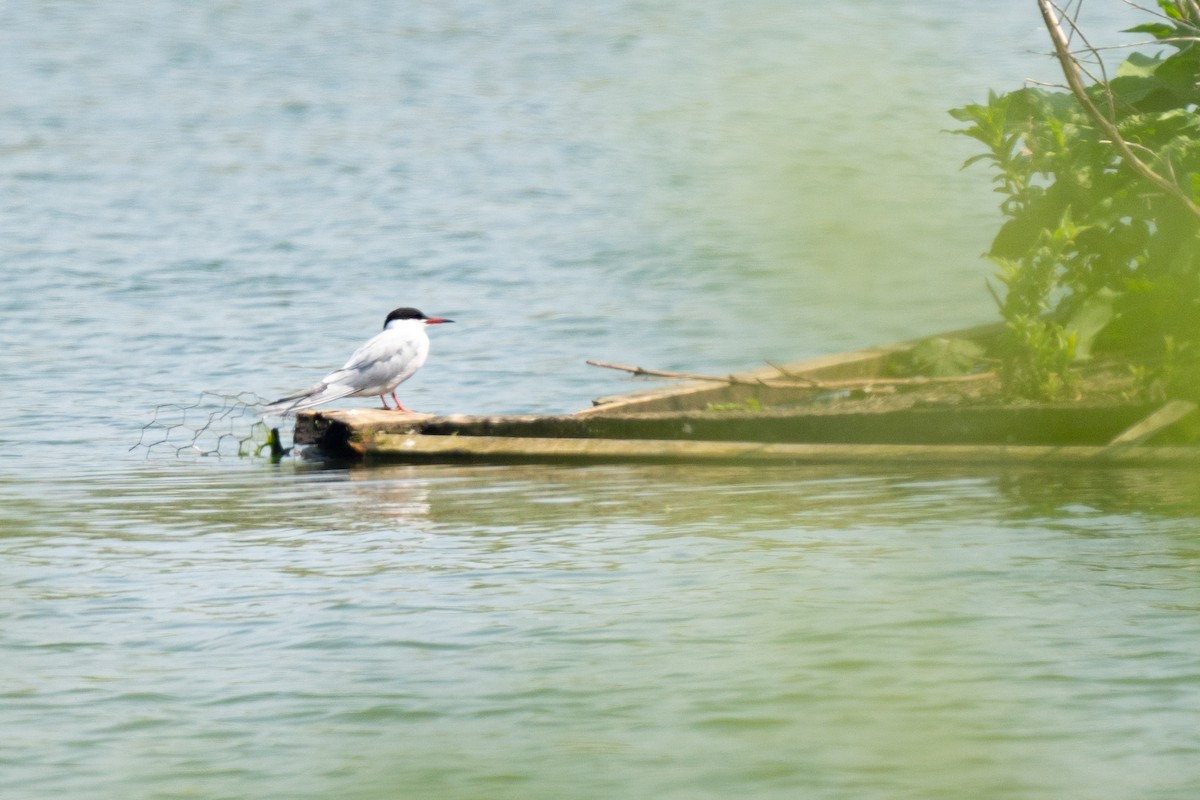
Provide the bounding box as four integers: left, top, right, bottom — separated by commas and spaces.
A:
1107, 400, 1198, 446
296, 402, 1162, 453
354, 433, 1200, 466
294, 408, 1200, 465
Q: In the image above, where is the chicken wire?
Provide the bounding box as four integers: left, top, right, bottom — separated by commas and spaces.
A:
131, 391, 292, 460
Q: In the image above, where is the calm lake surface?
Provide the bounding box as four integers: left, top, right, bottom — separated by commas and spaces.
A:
3, 2, 1199, 798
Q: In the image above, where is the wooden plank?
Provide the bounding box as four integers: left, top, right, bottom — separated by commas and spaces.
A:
354, 433, 1200, 466
425, 406, 1157, 445
297, 403, 1160, 452
1107, 400, 1198, 446
293, 407, 434, 448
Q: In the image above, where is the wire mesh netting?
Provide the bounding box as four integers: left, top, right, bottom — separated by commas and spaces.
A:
130, 391, 293, 460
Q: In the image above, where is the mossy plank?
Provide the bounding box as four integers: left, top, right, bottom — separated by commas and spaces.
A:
1107, 400, 1198, 445
297, 403, 1161, 452
355, 433, 1200, 466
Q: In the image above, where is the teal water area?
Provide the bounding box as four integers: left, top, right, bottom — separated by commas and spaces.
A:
3, 2, 1199, 798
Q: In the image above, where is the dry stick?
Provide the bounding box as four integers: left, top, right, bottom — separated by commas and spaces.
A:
1038, 0, 1200, 222
586, 361, 756, 384
1128, 0, 1200, 28
764, 360, 825, 385
585, 360, 995, 391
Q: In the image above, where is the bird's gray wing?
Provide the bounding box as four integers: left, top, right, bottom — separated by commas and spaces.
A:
262, 380, 359, 415
264, 327, 427, 415
320, 330, 425, 395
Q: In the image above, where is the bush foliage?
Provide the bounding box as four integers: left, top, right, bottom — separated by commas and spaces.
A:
950, 1, 1200, 398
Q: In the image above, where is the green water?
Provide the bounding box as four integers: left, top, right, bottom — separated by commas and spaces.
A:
4, 464, 1199, 799
3, 1, 1198, 798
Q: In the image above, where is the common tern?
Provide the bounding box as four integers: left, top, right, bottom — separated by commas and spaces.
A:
264, 306, 453, 415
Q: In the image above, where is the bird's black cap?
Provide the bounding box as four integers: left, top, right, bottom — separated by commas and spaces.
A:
384, 307, 454, 328
386, 307, 427, 324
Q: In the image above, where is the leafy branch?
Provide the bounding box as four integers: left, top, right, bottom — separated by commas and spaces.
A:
951, 0, 1200, 399
1038, 0, 1200, 220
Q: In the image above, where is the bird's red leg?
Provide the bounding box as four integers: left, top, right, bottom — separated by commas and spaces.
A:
379, 394, 392, 410
391, 392, 413, 413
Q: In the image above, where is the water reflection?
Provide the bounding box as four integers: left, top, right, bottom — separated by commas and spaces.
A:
995, 467, 1200, 518
6, 460, 1200, 542
346, 462, 1200, 531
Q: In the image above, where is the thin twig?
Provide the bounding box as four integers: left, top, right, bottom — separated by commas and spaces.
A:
586, 360, 996, 391
1122, 0, 1200, 31
586, 361, 752, 384
1054, 5, 1116, 117
1121, 1, 1174, 23
764, 360, 823, 386
1026, 79, 1071, 91
1085, 37, 1200, 50
1038, 0, 1200, 221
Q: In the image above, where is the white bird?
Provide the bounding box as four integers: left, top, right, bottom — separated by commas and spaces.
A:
264, 306, 454, 415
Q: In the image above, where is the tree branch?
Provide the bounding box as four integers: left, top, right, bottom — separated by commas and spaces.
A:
1038, 0, 1200, 221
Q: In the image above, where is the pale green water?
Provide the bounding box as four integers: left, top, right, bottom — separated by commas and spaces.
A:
3, 2, 1199, 798
6, 463, 1200, 799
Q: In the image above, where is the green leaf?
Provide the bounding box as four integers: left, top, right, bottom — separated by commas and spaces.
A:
1108, 76, 1168, 107
907, 338, 987, 377
1116, 51, 1164, 79
1110, 50, 1200, 108
960, 152, 994, 170
1065, 288, 1119, 361
1125, 22, 1175, 39
1154, 48, 1200, 97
